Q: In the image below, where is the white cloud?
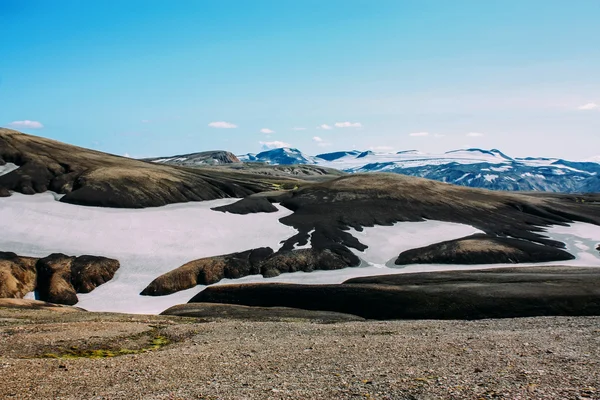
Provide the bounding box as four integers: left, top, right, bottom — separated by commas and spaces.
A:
208, 121, 238, 129
123, 153, 131, 158
578, 103, 598, 110
334, 121, 362, 128
141, 119, 150, 123
8, 120, 44, 129
466, 132, 484, 137
409, 132, 429, 137
312, 136, 332, 147
433, 133, 446, 138
317, 124, 333, 130
260, 128, 275, 134
259, 140, 290, 150
292, 127, 307, 131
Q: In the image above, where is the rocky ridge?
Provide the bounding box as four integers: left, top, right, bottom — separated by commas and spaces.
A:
0, 251, 119, 305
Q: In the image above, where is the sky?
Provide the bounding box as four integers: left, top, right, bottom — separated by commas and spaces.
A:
1, 0, 599, 159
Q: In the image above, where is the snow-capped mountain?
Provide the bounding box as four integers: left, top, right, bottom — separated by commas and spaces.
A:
238, 147, 317, 165
240, 147, 600, 193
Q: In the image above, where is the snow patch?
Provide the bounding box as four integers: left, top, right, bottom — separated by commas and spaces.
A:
0, 162, 19, 176
483, 174, 499, 182
293, 229, 315, 250
347, 221, 483, 265
0, 193, 298, 314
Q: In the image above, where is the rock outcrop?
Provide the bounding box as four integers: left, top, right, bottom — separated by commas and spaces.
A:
395, 234, 575, 265
0, 251, 119, 305
141, 246, 359, 296
0, 252, 38, 298
36, 254, 120, 305
0, 298, 85, 312
161, 302, 363, 322
141, 248, 274, 296
188, 266, 600, 320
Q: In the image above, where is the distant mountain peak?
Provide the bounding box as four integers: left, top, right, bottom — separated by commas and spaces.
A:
356, 150, 375, 158
445, 148, 513, 160
250, 147, 316, 165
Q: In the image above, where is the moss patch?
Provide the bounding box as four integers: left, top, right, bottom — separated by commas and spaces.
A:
40, 331, 171, 359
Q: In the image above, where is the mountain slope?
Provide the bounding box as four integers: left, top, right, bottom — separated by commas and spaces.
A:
0, 129, 304, 208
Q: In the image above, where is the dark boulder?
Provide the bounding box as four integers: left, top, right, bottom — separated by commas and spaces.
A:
70, 255, 120, 293
34, 253, 120, 305
35, 253, 79, 305
395, 234, 575, 265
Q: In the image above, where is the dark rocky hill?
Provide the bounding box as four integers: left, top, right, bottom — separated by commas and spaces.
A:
0, 129, 313, 208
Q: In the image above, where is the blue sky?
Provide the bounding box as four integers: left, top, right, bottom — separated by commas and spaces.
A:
1, 0, 599, 159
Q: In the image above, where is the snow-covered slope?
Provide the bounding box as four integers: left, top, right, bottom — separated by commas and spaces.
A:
3, 192, 598, 314
0, 192, 297, 314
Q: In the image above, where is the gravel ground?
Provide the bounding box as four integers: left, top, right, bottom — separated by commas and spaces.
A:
0, 308, 599, 399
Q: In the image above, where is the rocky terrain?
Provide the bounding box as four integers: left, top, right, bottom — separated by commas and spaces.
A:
0, 306, 598, 399
0, 251, 118, 305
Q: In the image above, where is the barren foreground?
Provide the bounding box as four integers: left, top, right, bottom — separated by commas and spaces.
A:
1, 308, 599, 399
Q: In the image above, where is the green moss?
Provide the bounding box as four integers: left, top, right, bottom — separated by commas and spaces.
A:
39, 332, 171, 359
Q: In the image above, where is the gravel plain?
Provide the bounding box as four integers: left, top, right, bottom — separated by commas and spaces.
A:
0, 307, 599, 399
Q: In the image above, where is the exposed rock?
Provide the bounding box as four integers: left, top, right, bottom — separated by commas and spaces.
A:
189, 267, 600, 320
141, 248, 274, 296
259, 246, 359, 275
161, 302, 363, 322
142, 246, 359, 296
36, 254, 79, 305
0, 252, 38, 298
0, 251, 119, 305
0, 298, 85, 312
395, 234, 575, 265
70, 255, 120, 293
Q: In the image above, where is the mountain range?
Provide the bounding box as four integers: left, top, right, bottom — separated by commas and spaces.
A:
236, 148, 600, 193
